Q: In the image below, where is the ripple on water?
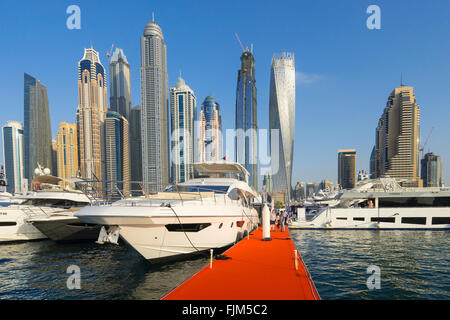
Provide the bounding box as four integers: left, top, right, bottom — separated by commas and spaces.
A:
291, 229, 450, 300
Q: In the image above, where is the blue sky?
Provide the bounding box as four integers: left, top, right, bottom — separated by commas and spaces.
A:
1, 0, 450, 186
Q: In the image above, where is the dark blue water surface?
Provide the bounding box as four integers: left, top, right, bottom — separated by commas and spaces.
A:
290, 229, 450, 299
0, 230, 448, 299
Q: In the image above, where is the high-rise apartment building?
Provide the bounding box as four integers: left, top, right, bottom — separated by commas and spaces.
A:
374, 85, 421, 186
129, 105, 142, 192
104, 111, 130, 197
24, 73, 52, 184
338, 149, 356, 189
421, 152, 442, 187
51, 140, 57, 176
170, 77, 196, 184
109, 48, 132, 120
198, 96, 222, 162
235, 50, 258, 189
2, 121, 25, 194
140, 19, 169, 192
76, 47, 107, 194
56, 122, 78, 188
269, 53, 295, 200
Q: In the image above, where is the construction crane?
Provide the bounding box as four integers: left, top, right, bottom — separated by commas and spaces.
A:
234, 33, 248, 52
419, 127, 435, 159
106, 44, 114, 64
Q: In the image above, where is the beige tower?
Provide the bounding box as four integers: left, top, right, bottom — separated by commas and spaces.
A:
374, 85, 421, 186
56, 122, 79, 189
76, 47, 107, 196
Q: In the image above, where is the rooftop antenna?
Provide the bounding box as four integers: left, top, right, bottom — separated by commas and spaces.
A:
400, 72, 403, 86
152, 12, 155, 22
251, 43, 253, 53
179, 69, 182, 79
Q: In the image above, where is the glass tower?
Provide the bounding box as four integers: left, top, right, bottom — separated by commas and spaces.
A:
2, 121, 25, 194
109, 48, 132, 120
268, 53, 296, 201
198, 96, 222, 163
170, 77, 196, 184
24, 73, 52, 185
105, 111, 130, 197
140, 19, 169, 192
235, 50, 258, 189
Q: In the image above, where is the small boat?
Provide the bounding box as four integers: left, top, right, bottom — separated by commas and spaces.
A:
75, 161, 260, 263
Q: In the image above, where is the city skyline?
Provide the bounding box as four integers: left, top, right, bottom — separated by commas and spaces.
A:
1, 1, 450, 186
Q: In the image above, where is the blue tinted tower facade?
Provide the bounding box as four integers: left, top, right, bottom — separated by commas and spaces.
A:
235, 50, 258, 189
24, 73, 52, 185
198, 96, 222, 162
2, 121, 25, 194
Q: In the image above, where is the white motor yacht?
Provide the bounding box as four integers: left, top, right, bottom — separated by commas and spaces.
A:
289, 178, 450, 229
75, 162, 260, 263
0, 175, 91, 242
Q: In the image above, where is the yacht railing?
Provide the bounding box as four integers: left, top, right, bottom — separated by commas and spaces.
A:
74, 180, 253, 208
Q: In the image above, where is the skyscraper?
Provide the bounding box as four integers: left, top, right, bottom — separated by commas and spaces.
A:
56, 122, 78, 188
76, 47, 107, 194
374, 85, 421, 186
198, 96, 222, 162
269, 53, 295, 200
338, 149, 356, 189
370, 146, 375, 178
421, 152, 442, 187
170, 77, 196, 184
235, 50, 258, 189
2, 121, 25, 194
109, 48, 132, 120
51, 140, 57, 176
129, 105, 142, 192
140, 19, 169, 192
104, 111, 130, 197
24, 73, 52, 184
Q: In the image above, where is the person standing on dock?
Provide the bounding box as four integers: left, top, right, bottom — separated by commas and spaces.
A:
280, 210, 286, 232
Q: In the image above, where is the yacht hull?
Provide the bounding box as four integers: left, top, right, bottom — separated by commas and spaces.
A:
77, 204, 259, 261
0, 207, 47, 242
289, 207, 450, 229
30, 216, 101, 242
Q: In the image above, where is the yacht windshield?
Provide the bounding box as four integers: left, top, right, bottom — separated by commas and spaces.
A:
166, 185, 230, 194
21, 199, 88, 209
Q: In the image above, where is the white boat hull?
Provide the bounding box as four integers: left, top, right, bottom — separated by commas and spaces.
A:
77, 202, 259, 262
288, 207, 450, 229
0, 207, 47, 242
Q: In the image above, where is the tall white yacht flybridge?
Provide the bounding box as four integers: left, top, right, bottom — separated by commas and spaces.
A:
75, 162, 260, 262
289, 178, 450, 230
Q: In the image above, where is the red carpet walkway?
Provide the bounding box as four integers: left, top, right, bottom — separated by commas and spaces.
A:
162, 226, 320, 300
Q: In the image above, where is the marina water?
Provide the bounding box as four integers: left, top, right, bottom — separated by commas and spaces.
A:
0, 230, 449, 299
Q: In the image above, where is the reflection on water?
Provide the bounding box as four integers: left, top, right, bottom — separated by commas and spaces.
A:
0, 240, 208, 300
0, 230, 449, 299
290, 230, 450, 299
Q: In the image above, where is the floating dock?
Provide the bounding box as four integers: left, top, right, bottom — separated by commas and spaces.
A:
162, 226, 320, 300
